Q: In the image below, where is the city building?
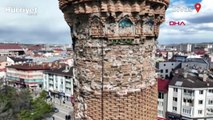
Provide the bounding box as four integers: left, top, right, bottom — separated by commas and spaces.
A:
156, 61, 181, 79
43, 66, 73, 101
59, 0, 169, 119
167, 69, 213, 120
0, 56, 32, 78
158, 78, 170, 119
6, 63, 50, 90
172, 55, 187, 62
0, 43, 24, 56
182, 58, 210, 71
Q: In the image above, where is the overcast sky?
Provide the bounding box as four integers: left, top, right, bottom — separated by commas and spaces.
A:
158, 0, 213, 44
0, 0, 212, 44
0, 0, 71, 44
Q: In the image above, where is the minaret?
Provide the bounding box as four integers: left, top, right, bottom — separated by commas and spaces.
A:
59, 0, 169, 119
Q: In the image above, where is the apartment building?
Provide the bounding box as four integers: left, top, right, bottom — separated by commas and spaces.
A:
167, 69, 213, 120
6, 63, 50, 90
158, 78, 170, 120
156, 61, 181, 79
43, 66, 73, 101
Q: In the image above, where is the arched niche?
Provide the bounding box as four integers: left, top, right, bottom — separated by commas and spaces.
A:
118, 17, 134, 36
90, 16, 103, 36
106, 16, 116, 24
143, 17, 154, 34
105, 16, 116, 36
119, 18, 133, 28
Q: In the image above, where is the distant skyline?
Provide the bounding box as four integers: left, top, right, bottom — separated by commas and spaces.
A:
0, 0, 212, 44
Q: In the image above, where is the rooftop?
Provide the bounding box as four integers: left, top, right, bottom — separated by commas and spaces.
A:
7, 63, 51, 71
9, 57, 32, 63
0, 43, 23, 50
170, 69, 213, 88
44, 66, 73, 77
158, 78, 170, 93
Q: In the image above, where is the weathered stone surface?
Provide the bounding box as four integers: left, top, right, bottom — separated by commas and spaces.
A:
59, 0, 169, 119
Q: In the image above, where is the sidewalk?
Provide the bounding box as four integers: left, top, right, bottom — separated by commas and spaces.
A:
49, 98, 73, 110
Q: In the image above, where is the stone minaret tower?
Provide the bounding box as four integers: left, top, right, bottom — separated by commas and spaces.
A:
59, 0, 169, 119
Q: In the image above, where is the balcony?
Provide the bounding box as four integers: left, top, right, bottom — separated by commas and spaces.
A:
206, 108, 213, 117
183, 93, 194, 99
182, 106, 193, 117
65, 79, 71, 82
49, 80, 54, 84
173, 91, 178, 97
65, 84, 71, 88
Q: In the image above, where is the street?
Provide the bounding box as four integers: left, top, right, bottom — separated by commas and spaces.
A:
53, 103, 72, 120
47, 98, 73, 120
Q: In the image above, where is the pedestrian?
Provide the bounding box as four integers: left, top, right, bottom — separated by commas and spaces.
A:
71, 96, 74, 107
52, 116, 55, 120
68, 115, 71, 120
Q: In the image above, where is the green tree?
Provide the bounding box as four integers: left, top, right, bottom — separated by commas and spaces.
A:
0, 86, 32, 120
18, 90, 53, 120
0, 83, 53, 120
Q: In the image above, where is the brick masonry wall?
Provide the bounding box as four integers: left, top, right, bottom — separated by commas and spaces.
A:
59, 0, 169, 119
84, 84, 157, 120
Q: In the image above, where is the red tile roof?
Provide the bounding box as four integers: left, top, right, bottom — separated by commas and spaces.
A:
158, 78, 170, 93
7, 63, 50, 71
0, 44, 22, 50
28, 45, 44, 51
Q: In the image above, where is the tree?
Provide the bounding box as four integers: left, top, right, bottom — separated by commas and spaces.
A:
18, 90, 53, 120
0, 85, 32, 120
0, 83, 53, 120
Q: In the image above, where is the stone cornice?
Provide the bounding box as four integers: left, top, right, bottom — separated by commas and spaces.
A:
59, 0, 170, 13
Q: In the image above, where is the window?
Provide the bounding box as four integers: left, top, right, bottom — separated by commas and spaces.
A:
160, 69, 163, 73
158, 92, 164, 99
198, 110, 203, 114
164, 64, 166, 66
173, 106, 177, 111
209, 89, 213, 93
158, 101, 163, 106
199, 90, 203, 94
188, 99, 192, 104
165, 69, 168, 73
183, 108, 191, 114
207, 108, 213, 113
208, 100, 213, 105
173, 97, 177, 102
174, 88, 178, 92
183, 98, 186, 103
184, 89, 194, 96
158, 110, 163, 115
199, 100, 203, 104
172, 63, 174, 66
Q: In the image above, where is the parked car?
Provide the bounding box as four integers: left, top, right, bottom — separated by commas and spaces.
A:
53, 107, 59, 113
